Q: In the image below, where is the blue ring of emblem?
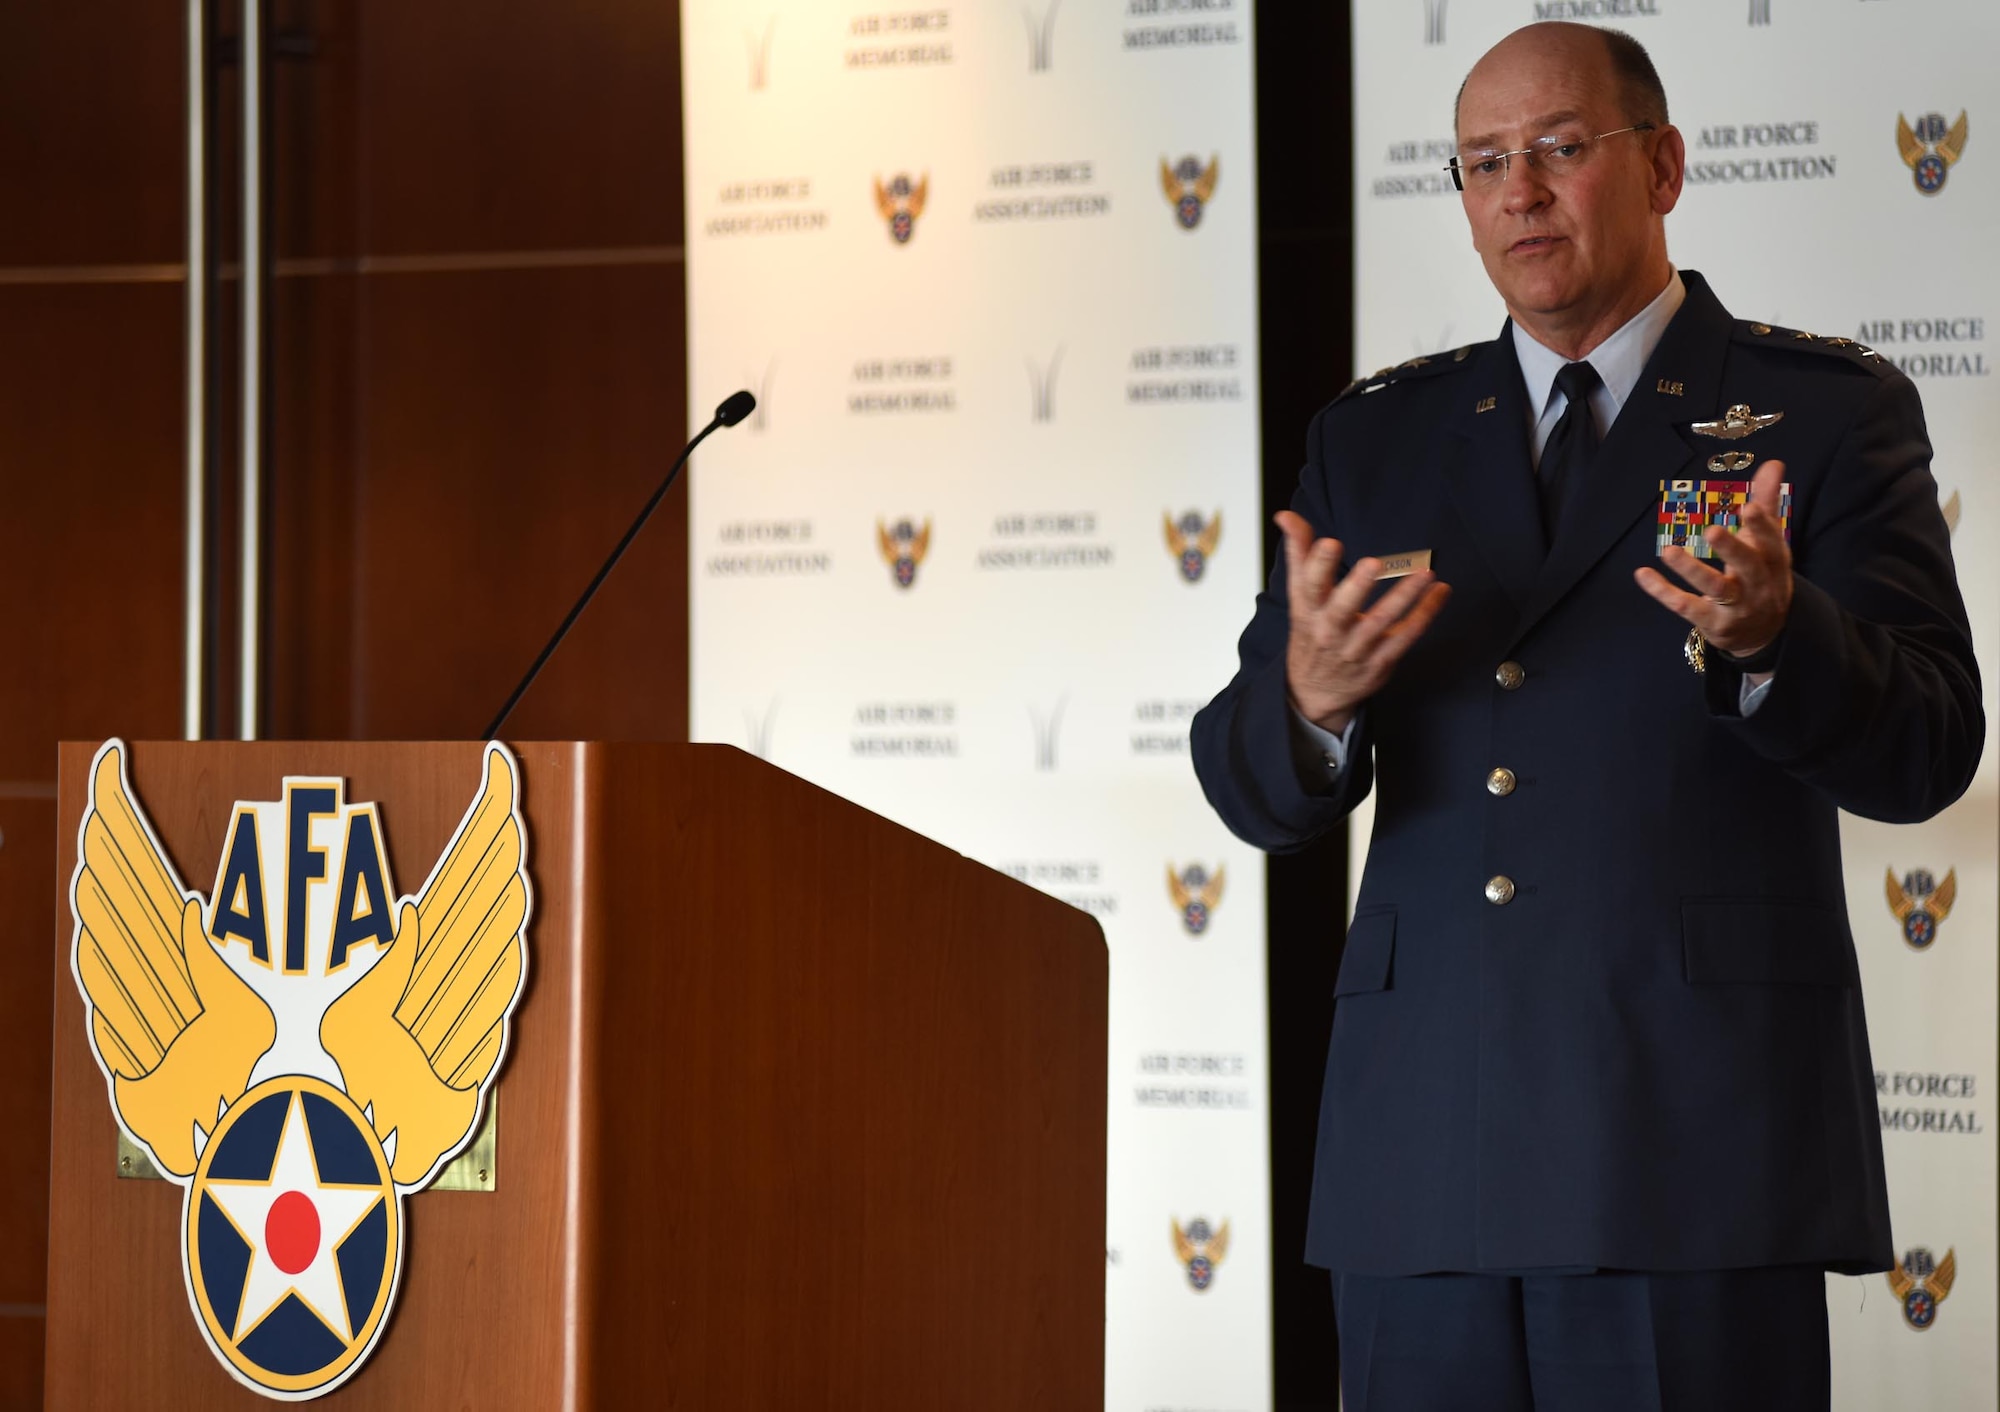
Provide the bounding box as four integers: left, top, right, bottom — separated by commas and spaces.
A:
1904, 1287, 1936, 1329
1187, 1255, 1214, 1290
1904, 912, 1936, 950
183, 1074, 402, 1399
1915, 155, 1946, 195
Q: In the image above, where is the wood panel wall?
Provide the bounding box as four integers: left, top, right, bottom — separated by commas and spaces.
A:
0, 3, 688, 1400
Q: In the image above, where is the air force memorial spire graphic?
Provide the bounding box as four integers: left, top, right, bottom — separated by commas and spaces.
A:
67, 739, 532, 1400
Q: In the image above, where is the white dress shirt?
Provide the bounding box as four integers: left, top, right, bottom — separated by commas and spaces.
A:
1293, 268, 1770, 781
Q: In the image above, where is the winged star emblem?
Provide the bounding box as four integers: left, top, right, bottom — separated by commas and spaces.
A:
1160, 154, 1220, 229
1166, 861, 1226, 935
68, 739, 531, 1399
1885, 865, 1956, 950
1163, 509, 1223, 583
1897, 111, 1967, 196
1888, 1246, 1957, 1330
1172, 1215, 1231, 1291
873, 171, 929, 243
878, 515, 932, 589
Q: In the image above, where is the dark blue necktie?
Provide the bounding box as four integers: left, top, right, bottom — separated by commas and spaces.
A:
1538, 360, 1602, 542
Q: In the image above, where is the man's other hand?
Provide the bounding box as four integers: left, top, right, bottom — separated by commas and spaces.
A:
1278, 509, 1453, 734
1634, 458, 1793, 657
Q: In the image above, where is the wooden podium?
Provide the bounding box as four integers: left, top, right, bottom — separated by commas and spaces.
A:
43, 742, 1107, 1409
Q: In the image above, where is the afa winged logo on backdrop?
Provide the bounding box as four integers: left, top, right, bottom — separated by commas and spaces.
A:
1885, 866, 1955, 950
1897, 111, 1967, 196
1159, 155, 1219, 229
67, 740, 531, 1401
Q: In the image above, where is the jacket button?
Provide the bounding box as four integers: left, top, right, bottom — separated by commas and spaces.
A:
1485, 875, 1516, 905
1487, 767, 1517, 797
1495, 660, 1526, 690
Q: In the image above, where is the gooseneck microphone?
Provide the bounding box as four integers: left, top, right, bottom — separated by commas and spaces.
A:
481, 390, 757, 741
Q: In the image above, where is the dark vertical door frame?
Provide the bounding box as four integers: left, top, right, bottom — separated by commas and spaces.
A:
1254, 3, 1355, 1407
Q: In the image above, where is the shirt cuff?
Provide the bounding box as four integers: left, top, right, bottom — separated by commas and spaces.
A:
1289, 703, 1361, 782
1740, 671, 1775, 717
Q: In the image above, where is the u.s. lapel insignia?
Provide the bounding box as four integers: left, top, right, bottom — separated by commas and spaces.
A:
1692, 403, 1784, 439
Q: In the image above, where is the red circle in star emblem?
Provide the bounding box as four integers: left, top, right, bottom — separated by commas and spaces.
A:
265, 1190, 321, 1275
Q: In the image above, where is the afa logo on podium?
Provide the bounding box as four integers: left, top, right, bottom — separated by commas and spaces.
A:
66, 740, 532, 1400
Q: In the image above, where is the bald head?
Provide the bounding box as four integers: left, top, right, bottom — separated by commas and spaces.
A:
1449, 19, 1685, 359
1455, 23, 1667, 135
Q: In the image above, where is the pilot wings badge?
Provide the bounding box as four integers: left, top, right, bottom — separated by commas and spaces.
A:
67, 740, 531, 1400
1691, 403, 1784, 439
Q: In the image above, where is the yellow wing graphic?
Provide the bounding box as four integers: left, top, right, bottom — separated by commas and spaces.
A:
1194, 156, 1220, 204
873, 176, 896, 221
1887, 1260, 1916, 1301
70, 741, 276, 1178
1171, 1218, 1196, 1264
1896, 114, 1926, 169
909, 517, 933, 565
1206, 1219, 1231, 1264
1159, 157, 1181, 204
878, 518, 899, 565
907, 174, 929, 220
1166, 864, 1192, 912
1884, 867, 1915, 921
1932, 1248, 1957, 1301
1939, 111, 1968, 167
321, 744, 531, 1189
1929, 868, 1957, 922
1196, 511, 1223, 558
1162, 511, 1188, 558
1201, 864, 1227, 910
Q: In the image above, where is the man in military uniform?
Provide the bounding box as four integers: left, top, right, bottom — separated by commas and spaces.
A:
1190, 22, 1981, 1410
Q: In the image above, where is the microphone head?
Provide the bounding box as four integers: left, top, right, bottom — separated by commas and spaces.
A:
715, 390, 757, 427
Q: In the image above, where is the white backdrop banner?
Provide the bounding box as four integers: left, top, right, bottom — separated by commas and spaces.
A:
1352, 3, 1996, 1405
682, 3, 1271, 1407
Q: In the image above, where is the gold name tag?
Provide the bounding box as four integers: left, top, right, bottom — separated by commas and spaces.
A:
1375, 549, 1432, 579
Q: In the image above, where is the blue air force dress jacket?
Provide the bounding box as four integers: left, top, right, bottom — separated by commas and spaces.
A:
1190, 271, 1982, 1277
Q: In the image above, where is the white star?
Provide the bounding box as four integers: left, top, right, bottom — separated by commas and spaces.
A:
204, 1089, 385, 1344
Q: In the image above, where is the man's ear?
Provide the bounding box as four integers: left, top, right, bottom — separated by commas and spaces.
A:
1650, 124, 1687, 217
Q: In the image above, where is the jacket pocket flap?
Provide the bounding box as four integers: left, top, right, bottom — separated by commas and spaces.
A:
1334, 909, 1396, 996
1682, 899, 1858, 987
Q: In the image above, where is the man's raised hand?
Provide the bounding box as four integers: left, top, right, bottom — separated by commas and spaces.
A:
1278, 509, 1452, 734
1633, 457, 1793, 657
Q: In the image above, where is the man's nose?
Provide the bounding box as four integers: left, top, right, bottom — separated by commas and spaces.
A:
1500, 157, 1553, 213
